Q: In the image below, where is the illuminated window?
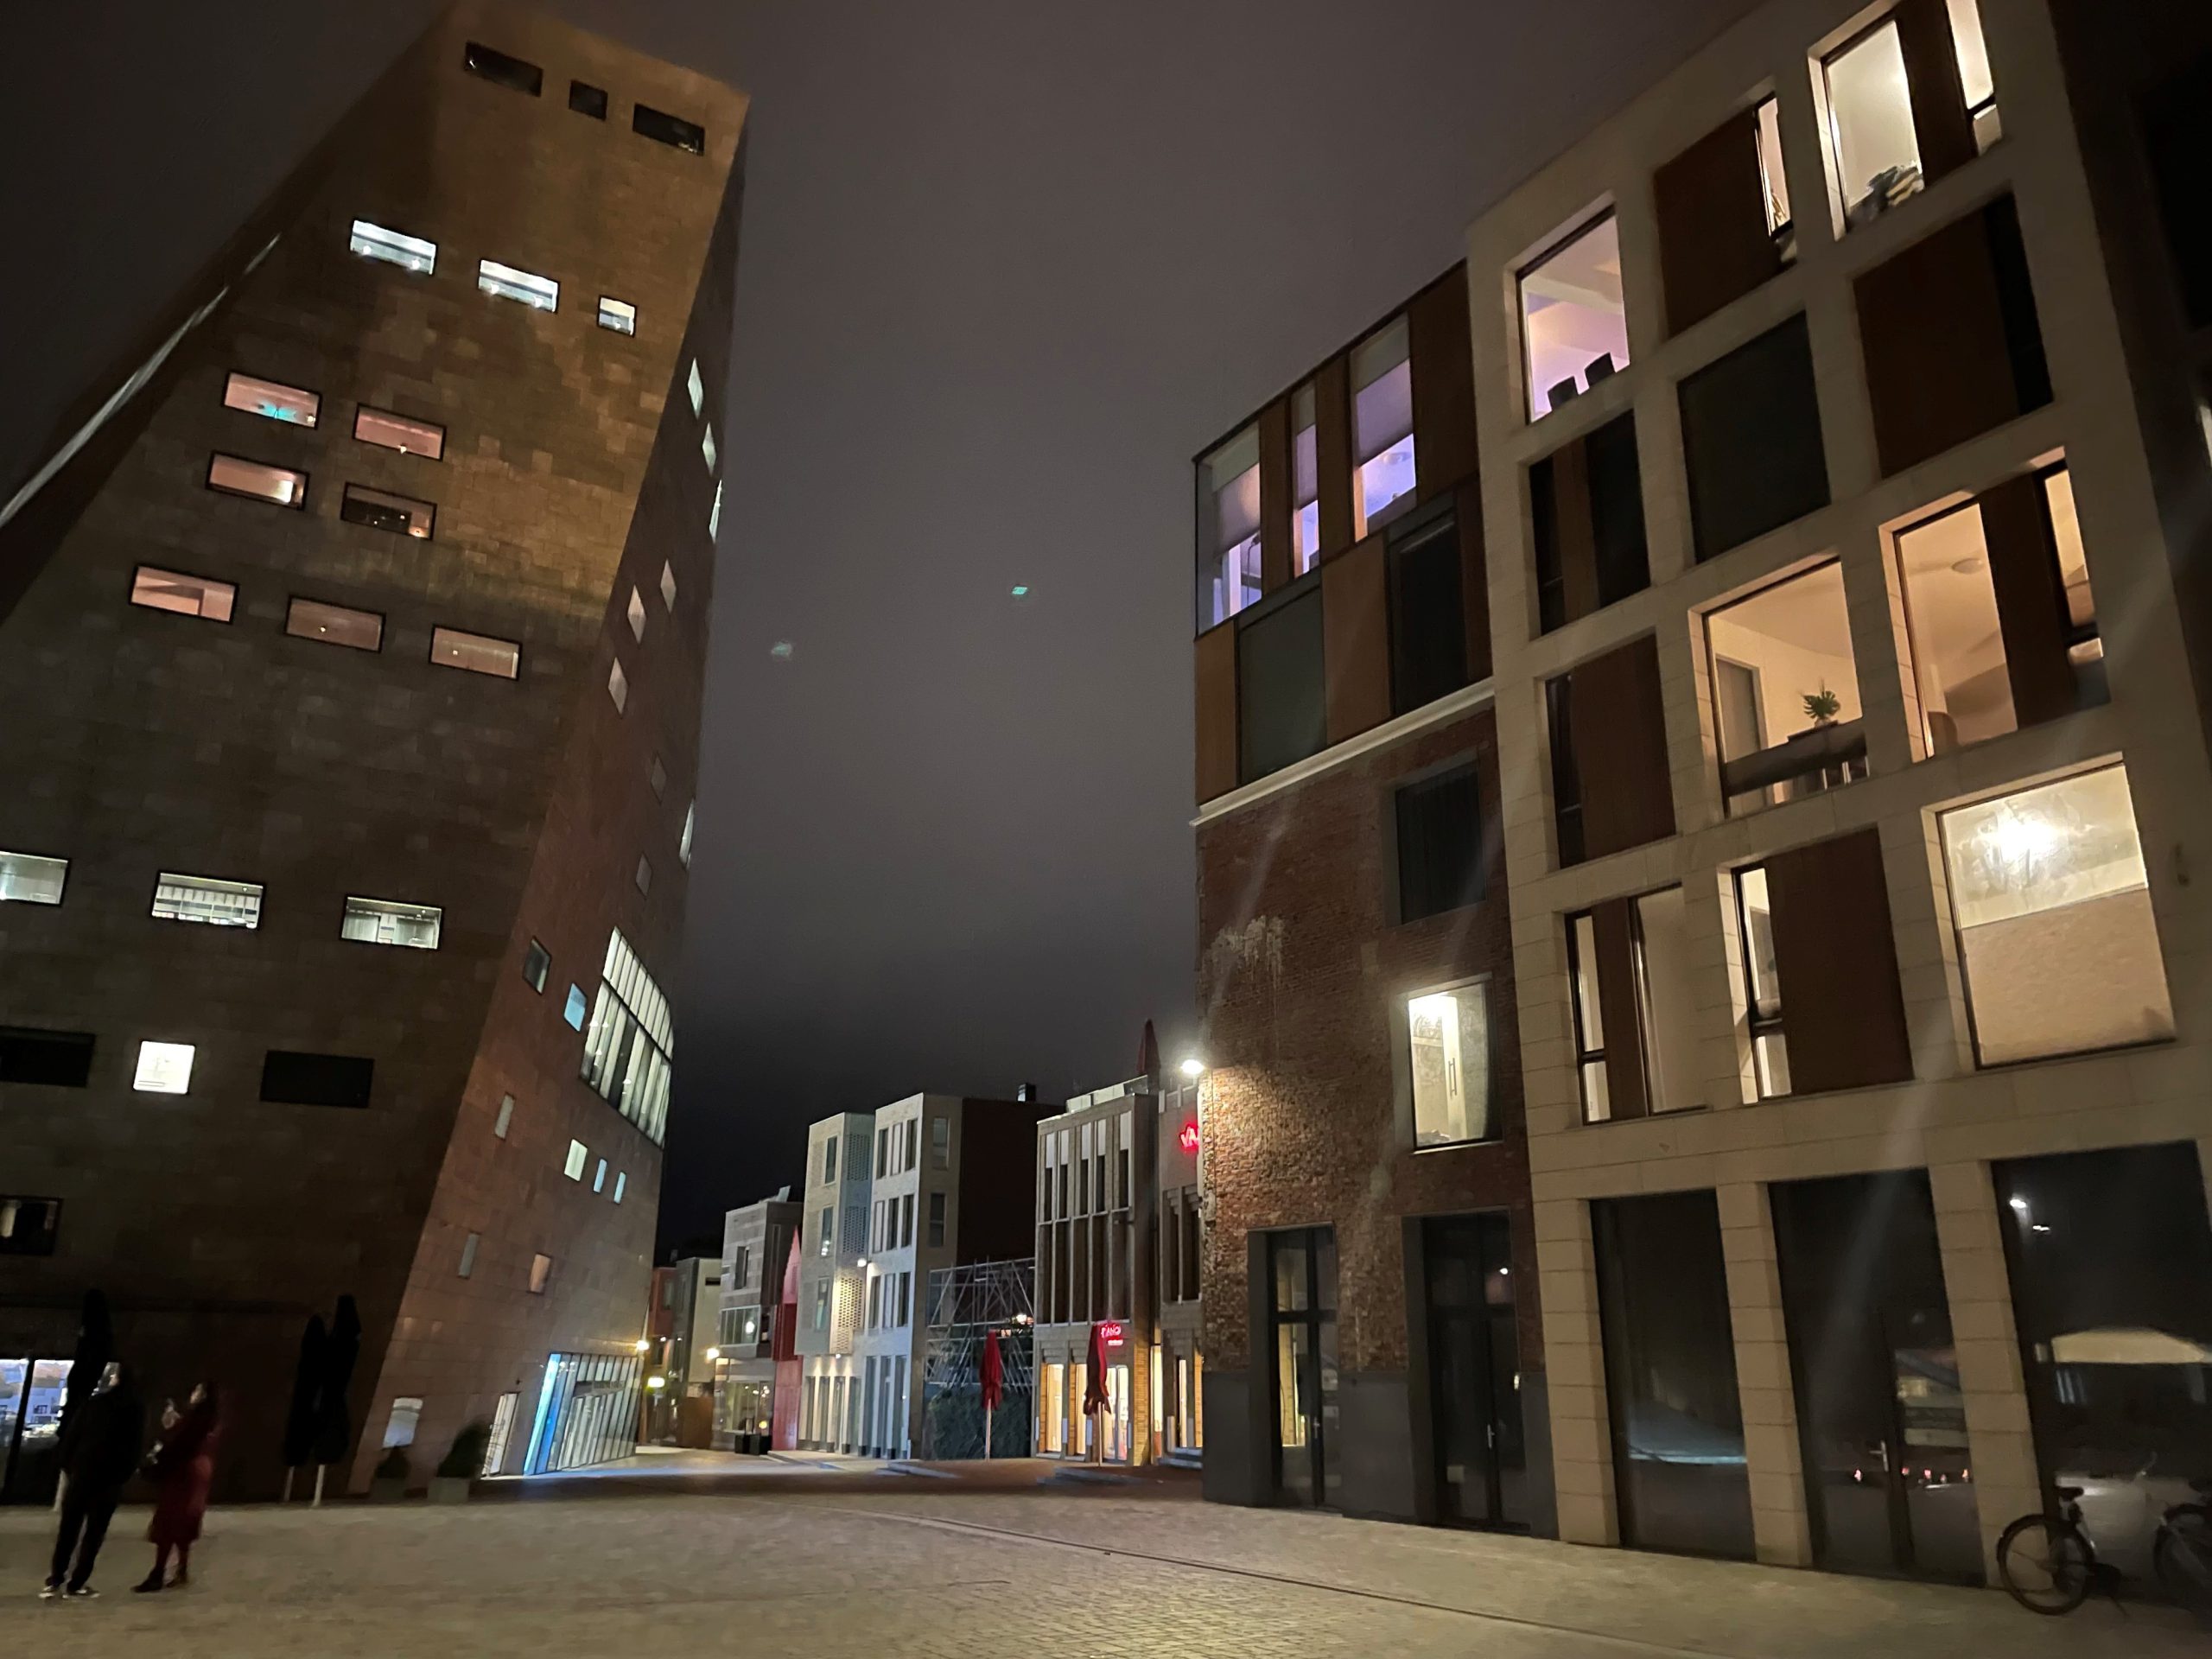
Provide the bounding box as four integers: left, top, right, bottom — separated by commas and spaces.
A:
579, 928, 675, 1143
709, 481, 722, 541
340, 896, 442, 949
207, 453, 306, 508
459, 1233, 479, 1278
1756, 95, 1791, 240
627, 587, 646, 642
151, 873, 263, 929
522, 939, 550, 993
285, 598, 383, 652
702, 423, 717, 473
564, 1140, 588, 1180
1823, 1, 1999, 231
223, 372, 319, 428
478, 259, 558, 312
340, 483, 434, 538
607, 658, 628, 712
430, 626, 519, 680
1520, 212, 1629, 420
687, 359, 705, 416
493, 1094, 515, 1139
1404, 982, 1492, 1147
649, 756, 668, 798
529, 1254, 551, 1294
1351, 315, 1416, 537
1732, 866, 1789, 1097
133, 1040, 194, 1095
1196, 423, 1261, 630
635, 104, 706, 155
0, 1028, 94, 1087
613, 1172, 626, 1203
1707, 562, 1864, 815
1940, 766, 2173, 1065
593, 1158, 607, 1194
349, 219, 435, 275
598, 296, 636, 334
1290, 381, 1320, 575
563, 984, 588, 1030
463, 41, 542, 96
0, 851, 67, 906
660, 561, 678, 610
353, 407, 444, 460
130, 566, 234, 622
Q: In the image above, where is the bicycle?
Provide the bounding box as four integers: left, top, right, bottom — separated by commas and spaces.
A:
1997, 1470, 2212, 1619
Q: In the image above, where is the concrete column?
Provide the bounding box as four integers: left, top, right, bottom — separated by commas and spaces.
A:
1928, 1160, 2041, 1586
1716, 1180, 1811, 1567
1535, 1196, 1617, 1545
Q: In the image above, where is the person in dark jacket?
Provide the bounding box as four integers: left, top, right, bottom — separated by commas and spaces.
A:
136, 1382, 221, 1592
44, 1361, 143, 1599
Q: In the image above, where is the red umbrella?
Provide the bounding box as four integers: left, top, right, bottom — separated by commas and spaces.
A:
980, 1330, 1003, 1413
1084, 1322, 1109, 1413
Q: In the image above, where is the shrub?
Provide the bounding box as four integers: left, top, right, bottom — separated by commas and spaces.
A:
437, 1421, 491, 1481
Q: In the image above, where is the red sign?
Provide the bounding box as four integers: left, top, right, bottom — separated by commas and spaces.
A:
1177, 1120, 1200, 1154
1099, 1321, 1126, 1345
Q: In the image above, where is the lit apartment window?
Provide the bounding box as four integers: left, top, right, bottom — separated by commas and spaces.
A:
0, 850, 67, 906
207, 453, 306, 508
660, 560, 677, 610
1707, 562, 1865, 815
133, 1040, 194, 1095
1521, 211, 1629, 420
702, 423, 717, 473
1896, 463, 2101, 755
1351, 315, 1416, 537
128, 566, 235, 625
1824, 0, 1999, 229
1940, 766, 2173, 1065
635, 104, 706, 156
598, 296, 636, 334
580, 928, 675, 1143
523, 939, 550, 993
593, 1158, 607, 1194
607, 658, 628, 712
353, 407, 444, 460
493, 1094, 515, 1138
570, 80, 608, 118
151, 873, 263, 928
1567, 888, 1696, 1122
627, 587, 646, 642
430, 626, 520, 680
478, 259, 558, 312
1405, 982, 1491, 1147
529, 1254, 551, 1294
1758, 96, 1791, 240
709, 481, 722, 542
459, 1233, 479, 1278
613, 1172, 626, 1203
679, 804, 694, 867
1290, 381, 1320, 575
340, 483, 434, 538
564, 1140, 588, 1180
649, 756, 668, 798
1196, 423, 1261, 631
223, 372, 319, 428
634, 856, 652, 896
463, 41, 543, 95
341, 896, 442, 949
563, 985, 587, 1030
286, 598, 383, 652
687, 359, 705, 416
349, 219, 435, 275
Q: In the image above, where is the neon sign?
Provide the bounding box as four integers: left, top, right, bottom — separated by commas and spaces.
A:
1100, 1321, 1126, 1345
1177, 1120, 1200, 1154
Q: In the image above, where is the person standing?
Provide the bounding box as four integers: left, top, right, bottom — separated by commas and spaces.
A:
44, 1362, 143, 1599
135, 1382, 221, 1592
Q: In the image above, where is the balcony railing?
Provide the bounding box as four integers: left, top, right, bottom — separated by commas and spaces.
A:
1721, 718, 1868, 809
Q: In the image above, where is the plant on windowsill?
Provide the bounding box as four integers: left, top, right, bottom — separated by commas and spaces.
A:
1802, 686, 1842, 728
429, 1421, 489, 1503
372, 1445, 410, 1502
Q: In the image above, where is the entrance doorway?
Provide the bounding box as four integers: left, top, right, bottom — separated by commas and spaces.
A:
1266, 1228, 1339, 1507
1421, 1212, 1527, 1528
0, 1357, 70, 1503
1771, 1171, 1981, 1581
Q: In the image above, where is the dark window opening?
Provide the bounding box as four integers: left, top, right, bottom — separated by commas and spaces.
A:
2144, 56, 2212, 330
523, 938, 550, 993
1236, 586, 1326, 785
633, 104, 705, 155
0, 1027, 93, 1088
0, 1196, 60, 1255
463, 42, 543, 97
569, 79, 609, 120
260, 1050, 375, 1109
340, 483, 435, 539
1395, 762, 1484, 923
1545, 676, 1584, 868
1388, 512, 1468, 715
1532, 413, 1648, 634
1679, 314, 1829, 562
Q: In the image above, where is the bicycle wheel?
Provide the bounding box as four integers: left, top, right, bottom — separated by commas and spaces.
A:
2153, 1505, 2212, 1624
1999, 1513, 2094, 1614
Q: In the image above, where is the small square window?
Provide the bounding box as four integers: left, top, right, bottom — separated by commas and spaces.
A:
459, 1232, 480, 1277
207, 453, 306, 507
522, 938, 550, 992
564, 1140, 588, 1180
598, 296, 636, 334
349, 219, 436, 276
134, 1040, 194, 1096
649, 756, 668, 798
130, 567, 234, 622
493, 1093, 515, 1139
341, 895, 442, 949
479, 259, 558, 312
593, 1157, 607, 1194
529, 1253, 551, 1294
659, 561, 677, 609
627, 587, 646, 642
463, 41, 543, 97
0, 850, 67, 906
152, 873, 263, 929
702, 423, 717, 473
431, 626, 520, 680
634, 856, 652, 895
607, 658, 628, 712
1520, 212, 1630, 421
340, 482, 435, 538
223, 372, 319, 428
569, 79, 608, 118
635, 104, 706, 156
286, 597, 384, 652
1351, 315, 1416, 538
353, 407, 445, 460
613, 1171, 626, 1204
563, 984, 588, 1030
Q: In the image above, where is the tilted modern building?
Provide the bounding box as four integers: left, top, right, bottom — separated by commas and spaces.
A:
0, 3, 745, 1498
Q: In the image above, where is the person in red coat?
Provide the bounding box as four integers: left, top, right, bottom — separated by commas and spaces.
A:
133, 1382, 220, 1592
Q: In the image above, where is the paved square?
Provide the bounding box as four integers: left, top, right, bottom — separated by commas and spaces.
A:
0, 1477, 2198, 1656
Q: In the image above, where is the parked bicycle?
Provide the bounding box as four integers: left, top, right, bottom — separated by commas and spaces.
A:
1998, 1465, 2212, 1619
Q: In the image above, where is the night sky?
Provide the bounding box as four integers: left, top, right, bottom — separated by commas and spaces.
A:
3, 1, 1754, 1248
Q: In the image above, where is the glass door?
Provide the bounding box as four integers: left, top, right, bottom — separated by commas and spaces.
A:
2, 1359, 70, 1503
1421, 1212, 1528, 1528
1771, 1172, 1980, 1582
1267, 1229, 1339, 1507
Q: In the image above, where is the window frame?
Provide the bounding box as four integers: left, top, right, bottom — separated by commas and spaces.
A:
0, 849, 69, 907
597, 296, 637, 335
462, 41, 543, 97
340, 894, 443, 950
569, 79, 609, 119
634, 103, 707, 155
1517, 207, 1630, 423
347, 219, 436, 276
1390, 752, 1486, 925
477, 258, 560, 313
429, 626, 521, 681
340, 481, 435, 539
149, 870, 264, 930
353, 405, 446, 461
1732, 863, 1789, 1099
284, 595, 385, 653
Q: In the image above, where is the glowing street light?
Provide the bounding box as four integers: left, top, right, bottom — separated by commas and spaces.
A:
645, 1374, 666, 1391
704, 1347, 721, 1363
1179, 1056, 1205, 1079
633, 1338, 651, 1353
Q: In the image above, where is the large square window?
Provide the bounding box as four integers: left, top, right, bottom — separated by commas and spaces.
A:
151, 873, 263, 928
0, 850, 67, 906
1405, 982, 1492, 1147
1197, 424, 1262, 631
341, 896, 441, 949
1678, 315, 1828, 563
1351, 316, 1416, 537
1940, 766, 2174, 1065
1520, 212, 1629, 421
1706, 562, 1865, 815
130, 566, 234, 622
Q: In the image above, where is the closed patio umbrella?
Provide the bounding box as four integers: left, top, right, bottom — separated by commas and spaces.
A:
1084, 1322, 1109, 1463
981, 1330, 1003, 1459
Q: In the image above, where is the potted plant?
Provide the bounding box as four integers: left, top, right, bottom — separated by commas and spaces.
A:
431, 1422, 490, 1503
1802, 686, 1842, 728
371, 1446, 410, 1503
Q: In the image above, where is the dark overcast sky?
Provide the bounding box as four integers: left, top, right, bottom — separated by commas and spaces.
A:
3, 1, 1754, 1248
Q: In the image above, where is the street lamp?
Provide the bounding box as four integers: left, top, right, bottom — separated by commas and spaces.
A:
1179, 1056, 1205, 1078
633, 1338, 650, 1353
704, 1346, 721, 1363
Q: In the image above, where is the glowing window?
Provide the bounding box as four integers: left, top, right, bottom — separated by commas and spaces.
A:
223, 372, 319, 428
285, 598, 383, 652
0, 851, 67, 906
431, 627, 519, 680
349, 219, 435, 276
353, 407, 444, 460
340, 896, 442, 949
564, 1140, 588, 1180
130, 566, 234, 622
151, 873, 263, 929
478, 259, 558, 312
598, 296, 636, 334
133, 1040, 194, 1095
207, 453, 306, 507
1351, 316, 1416, 537
607, 658, 628, 712
1405, 984, 1491, 1146
1519, 213, 1629, 421
1196, 423, 1261, 630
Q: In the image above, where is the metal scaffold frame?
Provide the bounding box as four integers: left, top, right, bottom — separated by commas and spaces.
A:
917, 1256, 1035, 1460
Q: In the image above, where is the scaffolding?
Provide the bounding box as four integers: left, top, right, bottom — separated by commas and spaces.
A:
917, 1256, 1035, 1460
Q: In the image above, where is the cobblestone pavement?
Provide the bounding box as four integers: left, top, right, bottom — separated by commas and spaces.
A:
0, 1480, 2198, 1657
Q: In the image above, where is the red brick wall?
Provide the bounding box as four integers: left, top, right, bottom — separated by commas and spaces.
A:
1194, 706, 1539, 1379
